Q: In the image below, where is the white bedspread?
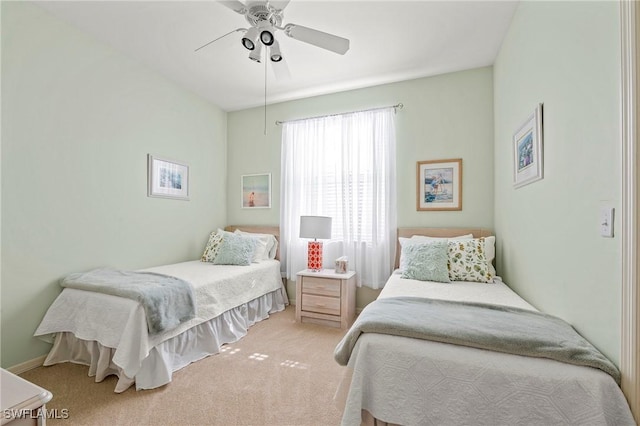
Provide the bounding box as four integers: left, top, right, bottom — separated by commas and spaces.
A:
379, 271, 537, 310
35, 260, 284, 379
339, 273, 635, 425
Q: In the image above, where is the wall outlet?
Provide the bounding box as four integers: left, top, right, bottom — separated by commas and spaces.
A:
600, 207, 614, 238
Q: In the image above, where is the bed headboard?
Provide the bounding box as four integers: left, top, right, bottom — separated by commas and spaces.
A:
395, 227, 493, 269
224, 225, 281, 261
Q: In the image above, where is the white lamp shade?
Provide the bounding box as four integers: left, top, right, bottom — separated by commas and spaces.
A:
299, 216, 332, 239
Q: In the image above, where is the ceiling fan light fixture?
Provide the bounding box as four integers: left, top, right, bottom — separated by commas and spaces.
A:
270, 40, 283, 62
242, 38, 255, 50
260, 28, 275, 46
249, 42, 262, 62
241, 27, 259, 50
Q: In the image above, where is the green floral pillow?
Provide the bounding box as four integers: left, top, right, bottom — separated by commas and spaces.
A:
447, 238, 493, 283
401, 241, 450, 283
201, 230, 224, 263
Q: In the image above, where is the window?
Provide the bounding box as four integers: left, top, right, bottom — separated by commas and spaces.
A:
280, 107, 397, 289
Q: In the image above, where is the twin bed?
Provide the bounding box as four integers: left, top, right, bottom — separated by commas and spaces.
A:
335, 228, 635, 426
34, 225, 286, 393
33, 225, 635, 424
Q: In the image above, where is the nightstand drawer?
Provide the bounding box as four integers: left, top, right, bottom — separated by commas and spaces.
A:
301, 276, 340, 297
301, 294, 340, 316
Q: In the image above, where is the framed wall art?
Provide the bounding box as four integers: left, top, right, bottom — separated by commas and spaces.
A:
513, 104, 544, 188
147, 154, 189, 200
241, 173, 271, 209
416, 158, 462, 211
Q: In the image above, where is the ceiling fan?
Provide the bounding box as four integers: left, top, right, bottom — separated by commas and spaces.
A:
195, 0, 350, 67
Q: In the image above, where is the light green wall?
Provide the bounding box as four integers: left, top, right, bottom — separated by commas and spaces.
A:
227, 68, 495, 307
494, 1, 621, 363
7, 0, 618, 370
1, 2, 227, 367
0, 2, 3, 367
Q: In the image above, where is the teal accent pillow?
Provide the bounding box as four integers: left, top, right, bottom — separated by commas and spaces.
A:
213, 233, 257, 266
401, 241, 451, 283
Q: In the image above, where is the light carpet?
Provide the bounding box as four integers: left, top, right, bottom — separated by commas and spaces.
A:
20, 306, 350, 425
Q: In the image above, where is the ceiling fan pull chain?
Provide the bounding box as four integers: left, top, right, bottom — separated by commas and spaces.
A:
264, 51, 268, 136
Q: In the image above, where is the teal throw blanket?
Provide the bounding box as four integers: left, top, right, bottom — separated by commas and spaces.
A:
61, 268, 196, 334
334, 297, 620, 385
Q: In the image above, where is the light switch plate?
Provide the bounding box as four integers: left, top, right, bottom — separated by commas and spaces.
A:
600, 207, 614, 238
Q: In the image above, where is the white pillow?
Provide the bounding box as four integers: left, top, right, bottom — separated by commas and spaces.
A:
399, 234, 473, 271
484, 236, 496, 277
234, 230, 278, 261
410, 234, 473, 241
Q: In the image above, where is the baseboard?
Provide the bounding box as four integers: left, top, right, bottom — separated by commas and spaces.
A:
7, 355, 47, 375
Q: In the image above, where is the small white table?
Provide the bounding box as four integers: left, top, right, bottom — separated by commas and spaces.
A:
1, 369, 53, 426
295, 269, 356, 329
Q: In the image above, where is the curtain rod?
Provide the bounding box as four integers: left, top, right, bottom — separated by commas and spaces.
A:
275, 103, 403, 126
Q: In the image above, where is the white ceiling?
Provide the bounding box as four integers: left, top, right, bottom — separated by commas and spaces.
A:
35, 1, 519, 112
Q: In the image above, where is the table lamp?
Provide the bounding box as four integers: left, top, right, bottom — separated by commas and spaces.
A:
299, 216, 332, 272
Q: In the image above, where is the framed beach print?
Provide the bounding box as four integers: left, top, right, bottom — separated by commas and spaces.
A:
513, 104, 544, 188
147, 154, 189, 200
241, 173, 271, 209
416, 158, 462, 211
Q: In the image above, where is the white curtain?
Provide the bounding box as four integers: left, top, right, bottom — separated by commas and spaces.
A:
280, 107, 397, 289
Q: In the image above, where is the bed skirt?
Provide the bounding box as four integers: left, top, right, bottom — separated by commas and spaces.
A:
42, 288, 286, 392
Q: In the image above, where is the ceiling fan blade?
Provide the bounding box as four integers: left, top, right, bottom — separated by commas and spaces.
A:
271, 57, 291, 82
195, 28, 245, 52
219, 0, 248, 15
269, 0, 291, 12
284, 24, 350, 55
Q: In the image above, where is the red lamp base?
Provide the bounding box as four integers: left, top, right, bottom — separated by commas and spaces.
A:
307, 241, 323, 271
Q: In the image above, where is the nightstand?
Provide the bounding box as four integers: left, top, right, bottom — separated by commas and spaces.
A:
295, 269, 356, 329
1, 368, 53, 425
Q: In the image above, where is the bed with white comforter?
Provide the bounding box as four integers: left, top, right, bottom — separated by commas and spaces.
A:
336, 228, 635, 426
35, 226, 286, 392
